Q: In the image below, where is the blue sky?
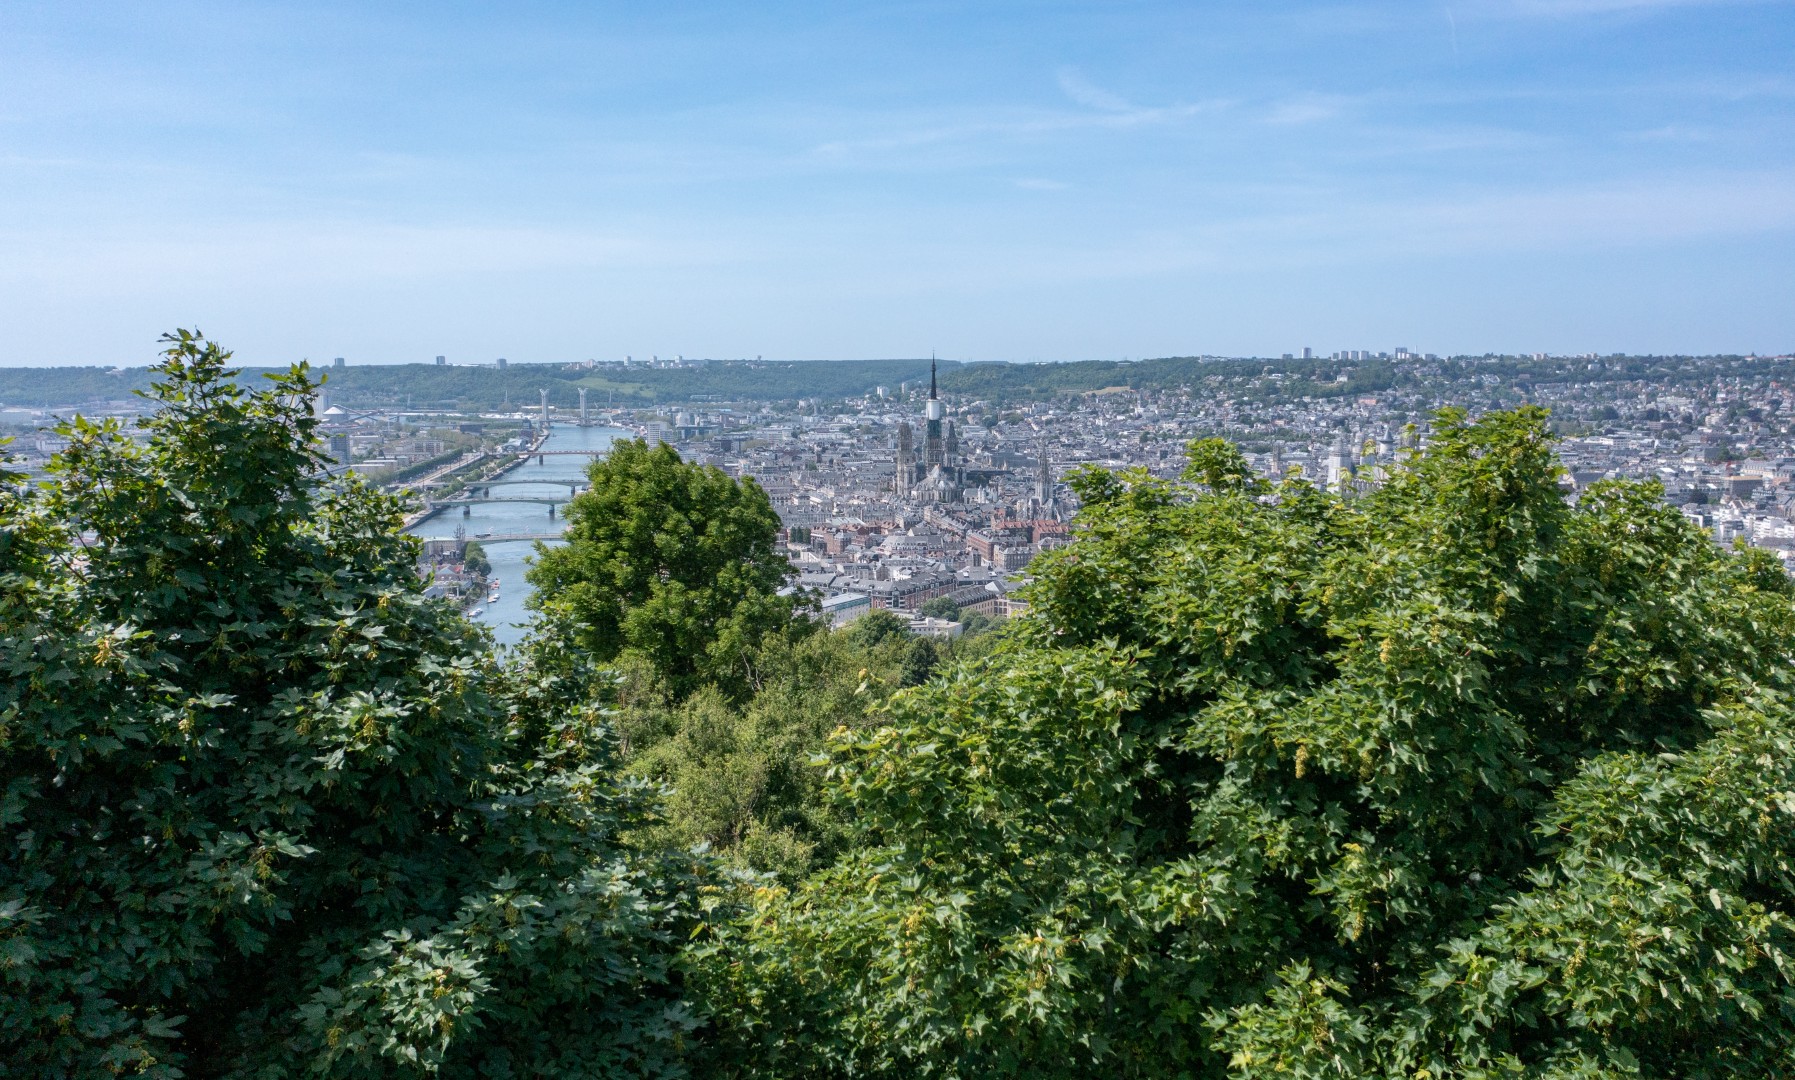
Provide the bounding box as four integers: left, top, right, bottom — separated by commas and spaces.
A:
2, 0, 1792, 366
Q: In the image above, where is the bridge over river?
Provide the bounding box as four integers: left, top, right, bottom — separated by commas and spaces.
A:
463, 531, 562, 543
424, 480, 590, 516
506, 448, 623, 466
405, 424, 629, 646
428, 491, 584, 504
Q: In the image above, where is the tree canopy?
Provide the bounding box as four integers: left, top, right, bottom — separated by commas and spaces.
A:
10, 338, 1795, 1079
697, 407, 1795, 1077
0, 333, 706, 1078
525, 438, 801, 700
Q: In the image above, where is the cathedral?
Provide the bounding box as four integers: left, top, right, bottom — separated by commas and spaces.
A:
894, 359, 962, 503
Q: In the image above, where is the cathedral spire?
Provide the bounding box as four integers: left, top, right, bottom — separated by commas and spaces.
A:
930, 354, 938, 400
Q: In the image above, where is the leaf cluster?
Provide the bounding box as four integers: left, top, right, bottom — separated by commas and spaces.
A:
697, 406, 1795, 1077
590, 602, 1003, 884
0, 333, 708, 1078
525, 439, 803, 702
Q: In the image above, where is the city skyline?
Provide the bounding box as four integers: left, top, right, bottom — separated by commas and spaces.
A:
2, 0, 1793, 367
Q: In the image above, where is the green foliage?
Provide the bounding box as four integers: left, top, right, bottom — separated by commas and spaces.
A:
697, 406, 1795, 1077
615, 627, 923, 881
958, 610, 997, 637
846, 608, 910, 647
595, 600, 1014, 885
525, 439, 804, 701
0, 358, 955, 411
15, 356, 1795, 1079
461, 540, 491, 578
1182, 436, 1268, 494
0, 333, 707, 1078
11, 352, 1795, 412
918, 596, 963, 621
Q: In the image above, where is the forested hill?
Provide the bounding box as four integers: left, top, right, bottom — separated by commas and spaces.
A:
0, 358, 942, 410
2, 351, 1790, 411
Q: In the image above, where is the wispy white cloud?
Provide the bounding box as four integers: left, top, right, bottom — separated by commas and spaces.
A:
1338, 122, 1553, 156
1263, 94, 1352, 126
1190, 171, 1795, 270
1621, 123, 1717, 141
2, 0, 1790, 361
826, 169, 1795, 297
1356, 171, 1795, 253
799, 67, 1220, 167
1056, 68, 1134, 112
1472, 0, 1784, 16
0, 221, 733, 291
804, 100, 1214, 167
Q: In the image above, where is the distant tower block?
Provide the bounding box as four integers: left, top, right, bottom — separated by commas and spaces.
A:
333, 357, 345, 369
578, 387, 589, 425
435, 355, 446, 366
539, 388, 550, 428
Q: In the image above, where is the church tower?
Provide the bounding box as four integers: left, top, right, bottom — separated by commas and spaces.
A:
923, 358, 945, 472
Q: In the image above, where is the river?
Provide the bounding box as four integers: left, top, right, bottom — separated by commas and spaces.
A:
406, 424, 629, 646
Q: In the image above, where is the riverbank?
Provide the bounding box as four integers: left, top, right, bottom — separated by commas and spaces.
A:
404, 424, 627, 646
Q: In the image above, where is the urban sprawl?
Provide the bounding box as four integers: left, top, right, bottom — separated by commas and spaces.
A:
7, 348, 1793, 633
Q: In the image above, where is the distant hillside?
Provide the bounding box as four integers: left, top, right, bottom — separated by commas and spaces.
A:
3, 352, 1790, 412
0, 358, 944, 411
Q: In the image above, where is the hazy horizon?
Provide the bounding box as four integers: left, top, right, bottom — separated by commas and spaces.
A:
4, 1, 1792, 368
4, 350, 1785, 380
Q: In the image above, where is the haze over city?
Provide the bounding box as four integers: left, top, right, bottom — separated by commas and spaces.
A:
3, 0, 1792, 367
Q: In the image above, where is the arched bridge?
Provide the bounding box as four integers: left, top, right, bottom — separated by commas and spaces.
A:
423, 491, 584, 518
513, 449, 618, 465
429, 481, 587, 502
475, 480, 587, 491
465, 531, 564, 543
428, 496, 567, 507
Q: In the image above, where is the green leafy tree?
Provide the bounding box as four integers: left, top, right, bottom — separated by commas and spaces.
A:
911, 597, 1001, 646
598, 601, 1013, 884
461, 539, 491, 577
621, 627, 921, 881
698, 407, 1795, 1077
526, 439, 802, 700
0, 333, 707, 1078
958, 610, 997, 636
846, 609, 910, 647
919, 596, 963, 621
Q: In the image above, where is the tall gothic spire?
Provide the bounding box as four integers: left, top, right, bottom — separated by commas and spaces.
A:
930, 354, 938, 400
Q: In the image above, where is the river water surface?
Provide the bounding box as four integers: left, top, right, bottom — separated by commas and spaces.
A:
406, 424, 628, 646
